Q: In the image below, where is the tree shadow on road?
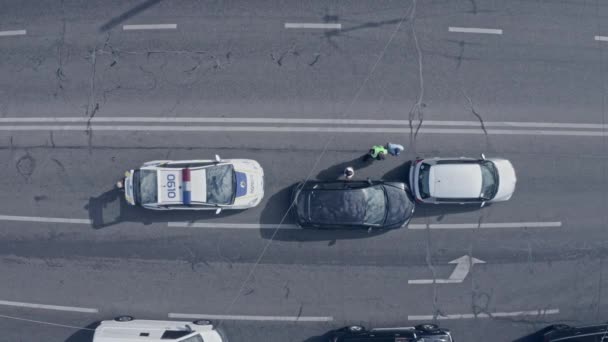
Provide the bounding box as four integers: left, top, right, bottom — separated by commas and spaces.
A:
64, 321, 99, 342
99, 0, 164, 32
85, 188, 241, 229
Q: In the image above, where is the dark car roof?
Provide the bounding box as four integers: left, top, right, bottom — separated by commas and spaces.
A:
308, 188, 369, 224
546, 324, 608, 341
335, 328, 451, 342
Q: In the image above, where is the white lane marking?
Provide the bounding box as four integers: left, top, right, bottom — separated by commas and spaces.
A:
0, 300, 98, 313
408, 222, 562, 230
0, 125, 606, 137
0, 117, 606, 130
595, 36, 608, 42
449, 27, 502, 35
408, 279, 461, 284
123, 24, 177, 30
409, 255, 485, 284
0, 214, 91, 225
0, 30, 26, 36
408, 309, 559, 321
285, 23, 341, 29
169, 313, 333, 322
168, 222, 299, 229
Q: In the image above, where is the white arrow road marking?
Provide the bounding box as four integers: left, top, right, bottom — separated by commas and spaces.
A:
409, 255, 485, 284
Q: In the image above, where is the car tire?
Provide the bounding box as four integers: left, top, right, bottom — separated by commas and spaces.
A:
193, 320, 212, 326
114, 316, 134, 322
347, 325, 365, 333
415, 323, 439, 333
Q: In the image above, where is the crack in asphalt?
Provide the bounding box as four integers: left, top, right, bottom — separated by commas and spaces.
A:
270, 44, 298, 66
461, 88, 488, 136
407, 0, 425, 149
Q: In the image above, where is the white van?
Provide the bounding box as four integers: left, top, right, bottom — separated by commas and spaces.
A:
92, 316, 225, 342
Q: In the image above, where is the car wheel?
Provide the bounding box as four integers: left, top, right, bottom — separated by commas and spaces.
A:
415, 323, 439, 333
114, 316, 134, 322
347, 325, 365, 333
193, 320, 212, 326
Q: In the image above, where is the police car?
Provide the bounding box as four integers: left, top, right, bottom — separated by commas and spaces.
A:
120, 155, 264, 212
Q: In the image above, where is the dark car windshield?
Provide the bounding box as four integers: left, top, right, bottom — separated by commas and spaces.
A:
205, 164, 235, 205
417, 163, 431, 198
134, 170, 158, 205
479, 161, 499, 200
384, 186, 414, 225
309, 185, 387, 226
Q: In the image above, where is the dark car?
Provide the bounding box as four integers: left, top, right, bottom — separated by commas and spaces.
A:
544, 323, 608, 341
291, 180, 415, 229
329, 323, 453, 342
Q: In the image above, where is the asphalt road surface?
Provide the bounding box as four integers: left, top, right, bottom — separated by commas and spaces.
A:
1, 0, 608, 341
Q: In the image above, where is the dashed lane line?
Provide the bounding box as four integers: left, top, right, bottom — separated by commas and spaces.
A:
0, 30, 26, 36
0, 214, 91, 225
408, 309, 559, 321
449, 26, 503, 35
595, 36, 608, 42
285, 23, 341, 29
0, 300, 98, 313
408, 222, 562, 230
123, 24, 177, 30
169, 313, 333, 322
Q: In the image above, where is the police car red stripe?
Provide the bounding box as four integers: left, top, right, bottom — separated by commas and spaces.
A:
182, 168, 191, 205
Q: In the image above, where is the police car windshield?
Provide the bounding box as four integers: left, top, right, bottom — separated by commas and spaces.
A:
206, 164, 235, 205
137, 170, 158, 205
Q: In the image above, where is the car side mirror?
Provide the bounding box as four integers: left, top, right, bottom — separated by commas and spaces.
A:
480, 201, 486, 208
215, 154, 221, 162
215, 208, 222, 215
480, 153, 486, 160
366, 177, 373, 185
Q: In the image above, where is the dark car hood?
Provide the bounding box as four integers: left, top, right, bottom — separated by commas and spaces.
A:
384, 186, 415, 226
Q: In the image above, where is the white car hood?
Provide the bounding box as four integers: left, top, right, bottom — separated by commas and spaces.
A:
200, 330, 224, 342
491, 159, 517, 202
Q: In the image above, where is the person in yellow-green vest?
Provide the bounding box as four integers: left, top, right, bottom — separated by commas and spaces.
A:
364, 145, 388, 161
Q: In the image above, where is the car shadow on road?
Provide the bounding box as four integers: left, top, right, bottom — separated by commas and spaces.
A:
85, 188, 242, 229
413, 203, 487, 220
381, 160, 412, 183
258, 184, 390, 242
316, 155, 374, 180
64, 321, 99, 342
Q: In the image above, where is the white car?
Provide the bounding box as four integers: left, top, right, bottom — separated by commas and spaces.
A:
121, 155, 264, 212
409, 155, 516, 205
92, 316, 224, 342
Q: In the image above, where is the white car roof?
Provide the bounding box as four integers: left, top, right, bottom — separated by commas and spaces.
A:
158, 167, 207, 204
93, 319, 222, 342
429, 163, 482, 199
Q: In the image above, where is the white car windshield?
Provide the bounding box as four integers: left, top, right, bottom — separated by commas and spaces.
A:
205, 164, 235, 205
135, 170, 158, 205
479, 161, 499, 200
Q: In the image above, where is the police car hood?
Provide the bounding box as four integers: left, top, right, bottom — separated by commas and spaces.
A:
231, 159, 264, 207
